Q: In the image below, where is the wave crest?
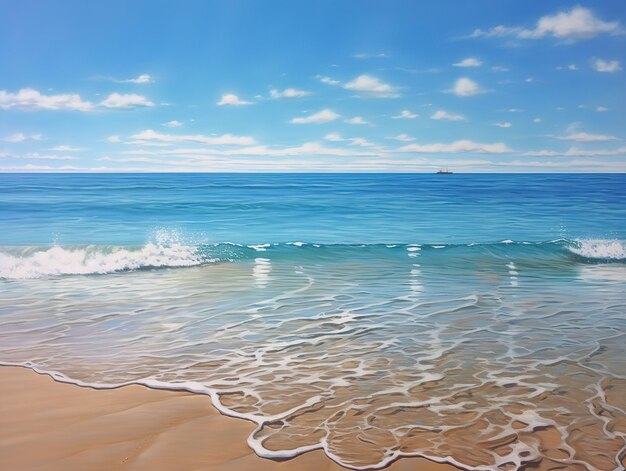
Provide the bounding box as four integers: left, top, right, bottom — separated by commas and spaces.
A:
0, 243, 207, 279
566, 239, 626, 261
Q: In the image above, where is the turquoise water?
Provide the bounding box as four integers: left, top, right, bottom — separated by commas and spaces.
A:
0, 173, 625, 470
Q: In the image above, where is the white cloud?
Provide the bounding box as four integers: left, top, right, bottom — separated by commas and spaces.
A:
100, 93, 154, 108
129, 129, 256, 146
507, 108, 523, 113
453, 57, 482, 67
353, 53, 387, 59
593, 59, 621, 73
48, 145, 83, 152
107, 135, 121, 143
389, 134, 415, 142
217, 94, 254, 106
558, 132, 618, 142
324, 133, 343, 142
162, 120, 183, 127
452, 77, 482, 97
343, 75, 398, 97
322, 133, 374, 148
269, 88, 311, 99
431, 110, 465, 121
290, 109, 340, 124
399, 140, 511, 154
557, 64, 578, 70
2, 132, 42, 142
317, 75, 340, 86
121, 74, 152, 84
533, 118, 542, 123
525, 146, 626, 157
392, 110, 418, 119
345, 116, 369, 125
491, 65, 510, 72
470, 7, 622, 42
494, 122, 512, 128
596, 106, 608, 112
0, 88, 94, 111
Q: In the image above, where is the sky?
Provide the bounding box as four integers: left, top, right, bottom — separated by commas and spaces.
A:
1, 0, 625, 173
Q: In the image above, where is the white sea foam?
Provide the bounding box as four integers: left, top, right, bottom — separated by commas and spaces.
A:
0, 243, 207, 279
567, 239, 626, 260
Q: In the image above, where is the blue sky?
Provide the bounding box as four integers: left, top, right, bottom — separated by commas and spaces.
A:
1, 0, 625, 172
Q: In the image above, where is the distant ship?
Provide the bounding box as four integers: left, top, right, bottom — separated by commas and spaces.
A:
436, 168, 453, 174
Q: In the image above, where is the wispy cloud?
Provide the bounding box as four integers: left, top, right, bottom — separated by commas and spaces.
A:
453, 57, 482, 67
557, 132, 618, 142
118, 74, 153, 84
269, 88, 311, 99
494, 122, 512, 128
344, 116, 370, 125
525, 146, 626, 157
162, 120, 183, 128
129, 129, 256, 146
290, 109, 340, 124
388, 134, 415, 142
2, 132, 42, 142
469, 6, 622, 42
431, 110, 465, 121
398, 140, 511, 154
48, 145, 83, 152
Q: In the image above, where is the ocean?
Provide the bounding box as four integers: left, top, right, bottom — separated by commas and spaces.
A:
1, 173, 625, 470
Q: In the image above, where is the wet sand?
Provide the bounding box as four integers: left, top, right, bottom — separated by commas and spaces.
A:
0, 366, 458, 471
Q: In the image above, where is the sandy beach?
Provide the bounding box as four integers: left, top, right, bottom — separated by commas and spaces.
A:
0, 366, 459, 471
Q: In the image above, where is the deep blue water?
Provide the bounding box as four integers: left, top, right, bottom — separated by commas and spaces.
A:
1, 173, 624, 245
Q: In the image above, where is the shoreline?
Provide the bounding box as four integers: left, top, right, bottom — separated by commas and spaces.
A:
0, 365, 459, 471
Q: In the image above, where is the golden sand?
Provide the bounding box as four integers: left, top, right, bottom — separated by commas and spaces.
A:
0, 366, 458, 471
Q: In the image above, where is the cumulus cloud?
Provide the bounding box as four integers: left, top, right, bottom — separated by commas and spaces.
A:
558, 132, 618, 142
322, 133, 374, 147
431, 110, 465, 121
107, 135, 121, 143
343, 75, 398, 97
345, 116, 369, 125
494, 122, 513, 128
217, 94, 254, 106
269, 88, 311, 99
453, 57, 482, 67
290, 109, 340, 124
470, 6, 621, 42
392, 110, 418, 119
593, 59, 621, 73
100, 93, 154, 108
451, 77, 482, 96
129, 129, 256, 146
596, 106, 608, 112
0, 88, 94, 111
162, 120, 183, 127
533, 118, 542, 123
399, 140, 511, 154
2, 132, 42, 142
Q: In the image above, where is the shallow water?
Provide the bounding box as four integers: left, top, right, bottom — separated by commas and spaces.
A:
1, 174, 625, 470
